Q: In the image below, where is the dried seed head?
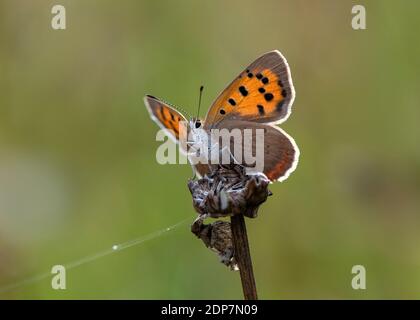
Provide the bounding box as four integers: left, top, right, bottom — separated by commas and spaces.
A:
188, 165, 271, 218
189, 165, 271, 269
191, 216, 238, 270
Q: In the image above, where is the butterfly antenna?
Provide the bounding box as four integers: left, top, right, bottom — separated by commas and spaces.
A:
197, 85, 204, 118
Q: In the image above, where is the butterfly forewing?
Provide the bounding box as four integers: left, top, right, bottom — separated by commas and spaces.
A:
203, 50, 295, 128
144, 95, 188, 143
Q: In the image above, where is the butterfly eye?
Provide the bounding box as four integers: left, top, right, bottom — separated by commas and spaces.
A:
195, 121, 201, 128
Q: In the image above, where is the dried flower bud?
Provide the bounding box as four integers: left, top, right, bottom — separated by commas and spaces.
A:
188, 165, 271, 268
191, 215, 238, 270
188, 165, 271, 219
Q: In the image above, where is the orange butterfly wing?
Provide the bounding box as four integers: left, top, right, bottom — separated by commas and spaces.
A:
203, 50, 295, 128
144, 95, 188, 142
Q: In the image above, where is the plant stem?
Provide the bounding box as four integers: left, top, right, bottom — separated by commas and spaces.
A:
230, 214, 258, 300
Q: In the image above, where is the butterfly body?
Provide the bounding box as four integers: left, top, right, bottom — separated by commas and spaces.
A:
144, 50, 299, 182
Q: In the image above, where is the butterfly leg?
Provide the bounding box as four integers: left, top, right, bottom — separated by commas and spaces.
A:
186, 143, 200, 180
219, 145, 247, 171
209, 142, 238, 165
208, 139, 247, 172
190, 165, 198, 180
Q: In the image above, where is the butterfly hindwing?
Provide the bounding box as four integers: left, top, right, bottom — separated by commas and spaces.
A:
204, 50, 295, 128
144, 95, 187, 143
214, 120, 299, 182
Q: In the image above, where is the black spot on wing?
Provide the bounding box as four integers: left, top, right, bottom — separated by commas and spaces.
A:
228, 98, 236, 106
257, 105, 265, 115
258, 87, 265, 93
281, 89, 287, 98
167, 120, 178, 134
239, 86, 248, 96
160, 106, 166, 120
276, 100, 285, 111
264, 93, 274, 101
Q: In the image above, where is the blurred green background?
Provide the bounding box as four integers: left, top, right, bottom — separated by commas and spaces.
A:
0, 0, 419, 299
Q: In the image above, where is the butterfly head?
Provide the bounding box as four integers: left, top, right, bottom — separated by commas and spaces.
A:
190, 117, 203, 129
187, 117, 208, 151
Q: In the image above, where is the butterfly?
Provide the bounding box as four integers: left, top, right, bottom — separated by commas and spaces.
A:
144, 50, 299, 182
